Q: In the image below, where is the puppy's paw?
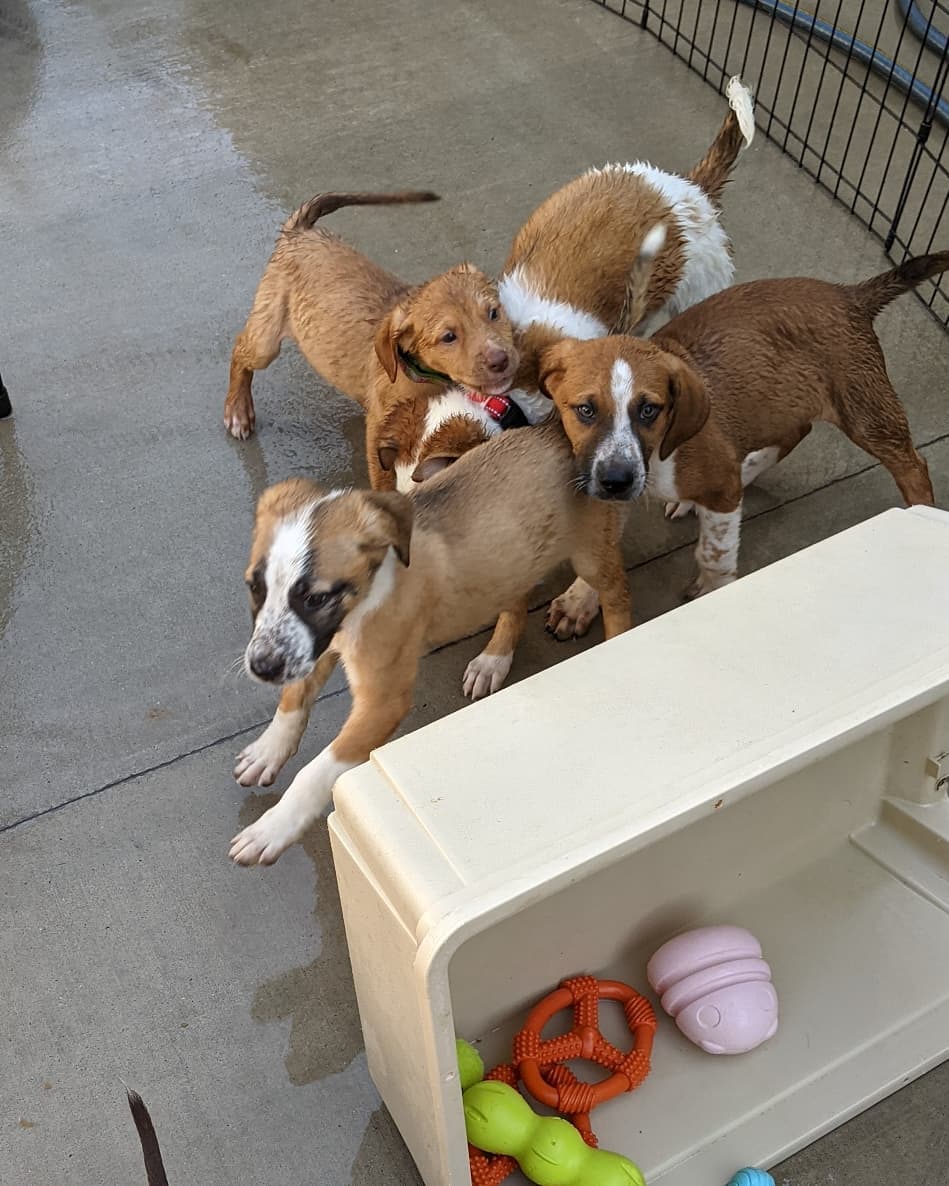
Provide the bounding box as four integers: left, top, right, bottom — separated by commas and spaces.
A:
665, 500, 695, 520
683, 571, 736, 601
229, 806, 302, 867
545, 578, 600, 640
234, 711, 304, 787
463, 652, 513, 700
224, 398, 256, 441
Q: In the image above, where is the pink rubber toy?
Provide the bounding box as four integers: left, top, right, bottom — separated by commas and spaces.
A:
646, 926, 778, 1055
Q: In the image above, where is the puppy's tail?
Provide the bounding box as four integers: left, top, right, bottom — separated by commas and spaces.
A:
617, 223, 667, 333
126, 1089, 170, 1186
688, 76, 755, 204
852, 251, 949, 319
282, 189, 440, 233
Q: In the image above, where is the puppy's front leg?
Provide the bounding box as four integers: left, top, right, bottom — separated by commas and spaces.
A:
463, 600, 528, 700
229, 660, 418, 867
234, 651, 339, 788
687, 502, 742, 599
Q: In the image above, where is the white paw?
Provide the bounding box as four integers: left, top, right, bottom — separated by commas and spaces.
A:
665, 500, 695, 520
233, 710, 304, 787
545, 578, 600, 640
684, 571, 736, 600
229, 805, 303, 867
463, 652, 513, 700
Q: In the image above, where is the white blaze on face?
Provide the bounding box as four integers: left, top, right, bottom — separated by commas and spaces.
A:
246, 501, 319, 680
591, 358, 645, 486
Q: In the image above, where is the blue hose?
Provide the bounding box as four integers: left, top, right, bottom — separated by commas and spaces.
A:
735, 0, 949, 126
897, 0, 947, 56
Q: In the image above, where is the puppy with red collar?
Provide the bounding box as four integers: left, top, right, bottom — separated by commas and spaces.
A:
228, 421, 630, 867
222, 190, 519, 490
538, 251, 947, 598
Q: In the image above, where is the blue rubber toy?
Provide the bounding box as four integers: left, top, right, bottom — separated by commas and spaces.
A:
726, 1171, 775, 1186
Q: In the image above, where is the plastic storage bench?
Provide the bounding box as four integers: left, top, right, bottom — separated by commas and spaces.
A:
329, 507, 949, 1186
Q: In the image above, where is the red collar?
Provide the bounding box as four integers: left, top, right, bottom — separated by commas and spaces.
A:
466, 390, 528, 429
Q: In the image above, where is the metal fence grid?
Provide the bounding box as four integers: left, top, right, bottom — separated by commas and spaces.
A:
590, 0, 949, 326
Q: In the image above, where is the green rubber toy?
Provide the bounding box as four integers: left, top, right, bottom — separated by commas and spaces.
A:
462, 1078, 646, 1186
456, 1037, 485, 1091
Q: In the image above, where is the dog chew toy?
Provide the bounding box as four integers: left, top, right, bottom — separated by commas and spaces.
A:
725, 1171, 775, 1186
458, 976, 655, 1186
457, 1037, 485, 1091
464, 1079, 646, 1186
646, 926, 778, 1055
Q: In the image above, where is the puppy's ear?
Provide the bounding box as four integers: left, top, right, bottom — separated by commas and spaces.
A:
537, 340, 572, 400
377, 443, 399, 473
411, 454, 459, 483
660, 355, 710, 461
374, 304, 412, 384
364, 490, 414, 567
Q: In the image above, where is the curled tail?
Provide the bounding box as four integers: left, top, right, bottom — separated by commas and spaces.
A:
282, 189, 439, 233
126, 1090, 169, 1186
852, 250, 949, 318
688, 76, 755, 203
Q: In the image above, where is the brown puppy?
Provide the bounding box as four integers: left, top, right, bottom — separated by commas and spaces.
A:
228, 421, 631, 867
538, 251, 947, 598
222, 191, 519, 483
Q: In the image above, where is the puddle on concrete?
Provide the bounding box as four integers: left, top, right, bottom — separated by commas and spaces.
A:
240, 793, 363, 1085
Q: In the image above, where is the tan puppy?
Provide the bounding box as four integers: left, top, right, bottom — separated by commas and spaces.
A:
222, 190, 519, 485
228, 422, 630, 866
538, 251, 948, 598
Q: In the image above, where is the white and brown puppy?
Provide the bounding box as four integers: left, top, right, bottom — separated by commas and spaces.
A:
538, 250, 948, 598
229, 422, 631, 867
398, 76, 756, 491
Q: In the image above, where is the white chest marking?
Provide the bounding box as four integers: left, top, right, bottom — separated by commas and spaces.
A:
498, 267, 608, 339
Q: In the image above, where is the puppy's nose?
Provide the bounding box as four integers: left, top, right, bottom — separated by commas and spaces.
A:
598, 465, 638, 498
249, 652, 286, 682
485, 348, 510, 374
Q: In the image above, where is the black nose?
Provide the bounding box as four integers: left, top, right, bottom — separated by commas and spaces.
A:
598, 465, 637, 497
250, 653, 286, 682
486, 349, 510, 373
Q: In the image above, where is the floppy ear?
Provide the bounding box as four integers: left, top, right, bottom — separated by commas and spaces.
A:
377, 443, 399, 473
537, 340, 573, 400
411, 454, 458, 483
364, 490, 414, 567
659, 355, 710, 461
374, 304, 412, 384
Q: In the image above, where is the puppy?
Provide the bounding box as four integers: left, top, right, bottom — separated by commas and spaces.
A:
403, 79, 754, 645
223, 190, 519, 487
538, 251, 948, 598
228, 421, 631, 867
401, 77, 756, 490
127, 1090, 168, 1186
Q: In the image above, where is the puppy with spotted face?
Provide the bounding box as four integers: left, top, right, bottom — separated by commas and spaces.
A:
229, 421, 631, 867
538, 251, 947, 599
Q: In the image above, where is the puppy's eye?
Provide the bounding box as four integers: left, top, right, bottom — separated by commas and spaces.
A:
638, 401, 660, 424
304, 591, 331, 612
440, 330, 457, 344
487, 306, 500, 321
574, 402, 596, 423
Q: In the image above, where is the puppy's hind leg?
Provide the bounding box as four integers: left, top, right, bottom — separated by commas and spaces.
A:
838, 370, 934, 506
234, 651, 339, 787
463, 600, 528, 700
224, 273, 288, 440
